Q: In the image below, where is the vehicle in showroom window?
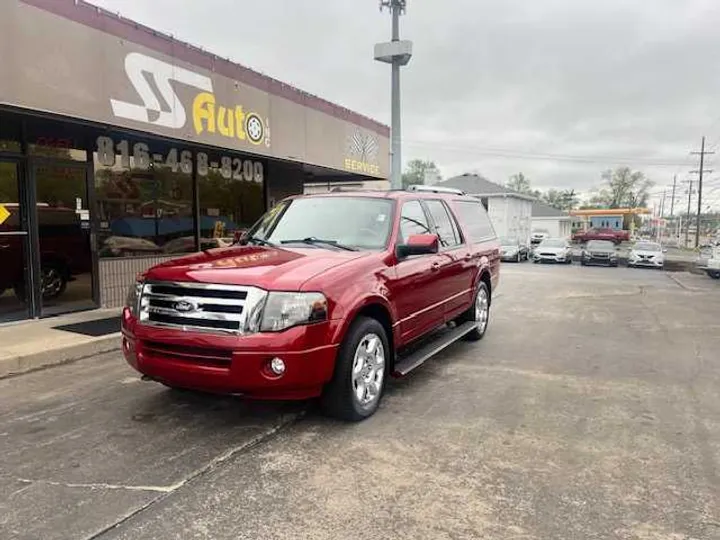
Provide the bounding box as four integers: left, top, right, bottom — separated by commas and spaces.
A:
627, 241, 666, 269
121, 191, 500, 421
581, 240, 618, 267
532, 238, 573, 264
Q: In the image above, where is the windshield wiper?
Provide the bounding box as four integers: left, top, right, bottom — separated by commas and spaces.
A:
244, 235, 276, 248
280, 237, 358, 251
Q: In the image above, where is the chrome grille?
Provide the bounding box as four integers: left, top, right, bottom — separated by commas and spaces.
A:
139, 281, 267, 334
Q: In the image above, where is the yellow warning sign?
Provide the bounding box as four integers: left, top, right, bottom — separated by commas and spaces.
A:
0, 205, 10, 226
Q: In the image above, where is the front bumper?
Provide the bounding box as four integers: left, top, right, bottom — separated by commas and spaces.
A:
629, 258, 663, 267
582, 256, 617, 266
534, 253, 570, 263
121, 308, 340, 400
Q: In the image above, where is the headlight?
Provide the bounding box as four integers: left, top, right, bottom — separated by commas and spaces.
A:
259, 292, 328, 332
125, 280, 143, 316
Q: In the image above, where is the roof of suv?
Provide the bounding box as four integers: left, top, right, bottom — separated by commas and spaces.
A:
292, 190, 478, 201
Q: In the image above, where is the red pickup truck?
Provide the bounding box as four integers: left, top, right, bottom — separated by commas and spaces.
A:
572, 227, 630, 245
122, 190, 500, 421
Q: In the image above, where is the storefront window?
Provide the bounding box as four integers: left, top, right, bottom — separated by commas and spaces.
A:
25, 116, 87, 161
198, 149, 265, 248
94, 135, 193, 257
0, 112, 21, 153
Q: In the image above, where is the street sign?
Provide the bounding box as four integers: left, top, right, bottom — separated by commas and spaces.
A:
0, 204, 10, 225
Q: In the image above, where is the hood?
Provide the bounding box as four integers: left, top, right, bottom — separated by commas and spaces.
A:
631, 249, 662, 257
537, 246, 566, 253
144, 245, 371, 291
586, 246, 615, 254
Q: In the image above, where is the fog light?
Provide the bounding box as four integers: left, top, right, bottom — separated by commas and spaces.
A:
269, 357, 286, 375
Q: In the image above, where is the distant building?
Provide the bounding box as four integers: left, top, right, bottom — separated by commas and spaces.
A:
531, 201, 572, 239
437, 174, 533, 242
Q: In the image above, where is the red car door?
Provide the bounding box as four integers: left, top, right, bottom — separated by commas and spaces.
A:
423, 199, 474, 321
392, 200, 447, 345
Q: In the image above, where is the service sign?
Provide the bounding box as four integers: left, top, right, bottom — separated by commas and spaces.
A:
0, 0, 389, 178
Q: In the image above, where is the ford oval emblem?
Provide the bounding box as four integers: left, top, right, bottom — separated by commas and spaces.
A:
174, 300, 196, 313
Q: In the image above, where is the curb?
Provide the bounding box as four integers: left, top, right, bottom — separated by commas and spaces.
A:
0, 333, 121, 379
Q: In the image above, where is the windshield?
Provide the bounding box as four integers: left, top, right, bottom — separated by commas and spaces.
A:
539, 238, 565, 248
587, 240, 614, 250
499, 237, 519, 246
634, 242, 660, 251
248, 196, 393, 250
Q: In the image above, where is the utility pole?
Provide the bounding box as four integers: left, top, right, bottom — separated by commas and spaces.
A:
670, 174, 677, 216
685, 179, 693, 247
660, 190, 666, 218
690, 136, 714, 247
375, 1, 413, 190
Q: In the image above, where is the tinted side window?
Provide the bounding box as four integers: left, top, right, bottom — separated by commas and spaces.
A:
399, 200, 432, 242
425, 200, 461, 248
453, 200, 496, 241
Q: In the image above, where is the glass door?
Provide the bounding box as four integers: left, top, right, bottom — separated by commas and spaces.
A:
33, 162, 95, 316
0, 160, 31, 323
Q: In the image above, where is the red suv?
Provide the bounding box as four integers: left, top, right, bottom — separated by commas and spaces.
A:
121, 190, 500, 421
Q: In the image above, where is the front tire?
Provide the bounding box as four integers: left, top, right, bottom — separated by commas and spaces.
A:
458, 282, 490, 342
708, 270, 720, 280
321, 317, 388, 422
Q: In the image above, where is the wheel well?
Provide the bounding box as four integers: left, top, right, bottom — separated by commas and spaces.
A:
356, 303, 395, 366
480, 270, 492, 305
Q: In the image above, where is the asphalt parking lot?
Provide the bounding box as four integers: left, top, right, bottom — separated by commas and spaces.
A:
2, 264, 720, 539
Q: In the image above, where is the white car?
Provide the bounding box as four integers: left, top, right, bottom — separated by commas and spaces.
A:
531, 229, 550, 245
533, 238, 573, 264
700, 246, 720, 279
627, 241, 665, 269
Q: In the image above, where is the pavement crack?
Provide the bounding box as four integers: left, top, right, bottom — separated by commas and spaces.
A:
83, 410, 304, 540
15, 478, 174, 494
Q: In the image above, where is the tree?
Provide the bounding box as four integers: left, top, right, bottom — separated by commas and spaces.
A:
589, 167, 653, 209
543, 189, 579, 211
506, 172, 541, 198
401, 159, 441, 189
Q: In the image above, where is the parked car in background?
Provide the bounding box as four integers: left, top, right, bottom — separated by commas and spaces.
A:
530, 229, 550, 245
627, 241, 665, 269
500, 237, 529, 262
698, 245, 720, 279
121, 191, 500, 422
581, 240, 618, 267
572, 227, 630, 245
532, 238, 573, 264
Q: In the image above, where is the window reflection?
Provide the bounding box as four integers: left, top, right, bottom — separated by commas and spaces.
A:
198, 150, 265, 248
94, 140, 193, 258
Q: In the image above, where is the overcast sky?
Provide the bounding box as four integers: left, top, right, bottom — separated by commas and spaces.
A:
93, 0, 720, 210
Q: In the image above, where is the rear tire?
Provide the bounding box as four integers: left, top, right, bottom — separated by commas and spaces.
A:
321, 317, 388, 422
708, 270, 720, 280
457, 282, 490, 342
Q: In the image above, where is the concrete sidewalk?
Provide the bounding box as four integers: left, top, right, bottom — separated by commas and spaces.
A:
0, 309, 121, 378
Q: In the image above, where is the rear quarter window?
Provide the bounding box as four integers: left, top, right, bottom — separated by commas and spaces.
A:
452, 200, 496, 242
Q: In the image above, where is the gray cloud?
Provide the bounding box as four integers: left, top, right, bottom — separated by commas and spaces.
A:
93, 0, 720, 208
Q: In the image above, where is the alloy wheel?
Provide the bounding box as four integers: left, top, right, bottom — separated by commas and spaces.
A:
351, 333, 385, 408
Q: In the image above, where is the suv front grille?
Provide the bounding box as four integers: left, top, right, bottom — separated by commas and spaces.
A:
138, 281, 267, 334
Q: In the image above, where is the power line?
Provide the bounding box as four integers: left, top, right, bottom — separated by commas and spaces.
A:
404, 140, 694, 167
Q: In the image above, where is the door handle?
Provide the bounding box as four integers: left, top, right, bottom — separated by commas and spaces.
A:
431, 262, 441, 271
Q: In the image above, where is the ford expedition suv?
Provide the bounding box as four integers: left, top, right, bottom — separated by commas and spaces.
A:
121, 191, 500, 421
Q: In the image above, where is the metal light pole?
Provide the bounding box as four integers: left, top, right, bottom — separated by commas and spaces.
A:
375, 1, 413, 190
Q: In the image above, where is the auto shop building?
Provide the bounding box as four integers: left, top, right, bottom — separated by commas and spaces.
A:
0, 0, 390, 324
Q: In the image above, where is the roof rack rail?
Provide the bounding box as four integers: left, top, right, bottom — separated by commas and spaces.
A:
407, 184, 466, 195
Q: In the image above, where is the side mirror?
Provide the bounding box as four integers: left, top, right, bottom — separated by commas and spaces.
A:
397, 234, 439, 258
